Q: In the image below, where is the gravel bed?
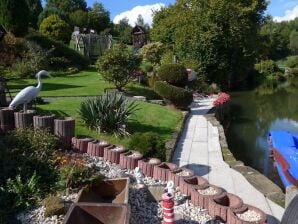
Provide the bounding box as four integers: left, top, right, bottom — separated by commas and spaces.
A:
16, 152, 222, 224
197, 186, 218, 196
236, 210, 262, 222
175, 170, 191, 177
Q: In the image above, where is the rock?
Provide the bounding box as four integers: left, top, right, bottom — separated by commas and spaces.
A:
43, 196, 65, 217
133, 96, 146, 101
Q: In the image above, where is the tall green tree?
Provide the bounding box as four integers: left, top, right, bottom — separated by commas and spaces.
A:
69, 9, 88, 28
88, 2, 110, 33
38, 7, 68, 26
0, 0, 30, 36
113, 17, 132, 44
289, 30, 298, 55
151, 0, 267, 89
46, 0, 87, 14
26, 0, 43, 29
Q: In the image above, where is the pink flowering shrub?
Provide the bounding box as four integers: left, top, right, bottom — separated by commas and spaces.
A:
213, 92, 231, 107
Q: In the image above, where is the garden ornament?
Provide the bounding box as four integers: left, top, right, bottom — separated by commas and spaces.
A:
9, 70, 51, 112
165, 181, 175, 195
134, 167, 144, 187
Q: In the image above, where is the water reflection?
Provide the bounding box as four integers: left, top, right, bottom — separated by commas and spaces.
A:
226, 78, 298, 178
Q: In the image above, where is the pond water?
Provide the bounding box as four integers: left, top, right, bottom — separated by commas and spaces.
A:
225, 79, 298, 181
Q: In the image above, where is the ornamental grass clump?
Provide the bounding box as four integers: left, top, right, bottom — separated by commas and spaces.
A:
78, 91, 138, 137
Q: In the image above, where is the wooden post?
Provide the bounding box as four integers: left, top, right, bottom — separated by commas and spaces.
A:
54, 117, 75, 149
33, 114, 55, 133
0, 108, 14, 133
14, 110, 35, 129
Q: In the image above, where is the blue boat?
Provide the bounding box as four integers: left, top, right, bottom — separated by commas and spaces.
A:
268, 131, 298, 188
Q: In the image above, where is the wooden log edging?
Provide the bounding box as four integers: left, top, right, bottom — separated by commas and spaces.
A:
33, 114, 55, 133
54, 117, 75, 149
103, 145, 126, 164
119, 150, 143, 170
208, 193, 243, 222
87, 140, 109, 157
168, 167, 194, 188
180, 175, 209, 197
138, 158, 161, 177
14, 111, 35, 129
152, 162, 178, 182
0, 108, 14, 133
71, 137, 93, 153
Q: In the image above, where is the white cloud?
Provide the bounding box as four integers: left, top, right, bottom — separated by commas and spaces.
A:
113, 3, 165, 27
274, 4, 298, 22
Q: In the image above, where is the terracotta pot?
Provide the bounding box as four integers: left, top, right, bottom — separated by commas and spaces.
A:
227, 204, 267, 224
71, 137, 93, 153
152, 162, 178, 182
87, 140, 109, 157
190, 184, 225, 209
119, 150, 143, 170
64, 203, 130, 224
209, 193, 243, 222
54, 117, 75, 149
168, 167, 194, 188
180, 175, 209, 197
137, 158, 161, 177
103, 145, 126, 164
14, 110, 35, 129
33, 114, 55, 133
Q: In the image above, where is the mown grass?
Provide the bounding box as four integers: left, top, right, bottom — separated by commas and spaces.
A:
37, 99, 182, 147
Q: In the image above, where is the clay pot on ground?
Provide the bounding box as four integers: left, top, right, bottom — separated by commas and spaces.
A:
180, 175, 209, 197
227, 204, 267, 224
103, 145, 126, 164
76, 178, 130, 204
87, 140, 109, 157
71, 137, 94, 153
152, 162, 178, 182
208, 193, 243, 222
64, 203, 130, 224
0, 108, 14, 133
190, 184, 225, 209
138, 158, 161, 177
33, 114, 55, 133
54, 117, 75, 149
119, 150, 143, 170
14, 110, 35, 129
168, 167, 194, 188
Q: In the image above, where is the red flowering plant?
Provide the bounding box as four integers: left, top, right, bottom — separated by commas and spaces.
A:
213, 92, 231, 122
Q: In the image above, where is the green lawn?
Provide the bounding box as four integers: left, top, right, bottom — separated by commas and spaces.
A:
8, 67, 160, 99
37, 99, 182, 147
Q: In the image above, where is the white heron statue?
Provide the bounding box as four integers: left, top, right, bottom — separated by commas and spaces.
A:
9, 70, 51, 112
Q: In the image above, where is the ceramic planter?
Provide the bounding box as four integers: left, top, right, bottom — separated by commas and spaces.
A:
103, 145, 126, 164
152, 162, 178, 182
180, 175, 209, 197
87, 140, 109, 157
119, 150, 143, 170
137, 158, 161, 177
209, 193, 243, 222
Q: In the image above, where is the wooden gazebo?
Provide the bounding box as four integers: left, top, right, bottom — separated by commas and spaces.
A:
132, 25, 148, 50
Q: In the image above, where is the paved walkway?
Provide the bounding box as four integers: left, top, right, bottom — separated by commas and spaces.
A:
172, 98, 285, 223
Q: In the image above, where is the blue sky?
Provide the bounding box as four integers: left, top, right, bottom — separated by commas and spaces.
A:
85, 0, 298, 20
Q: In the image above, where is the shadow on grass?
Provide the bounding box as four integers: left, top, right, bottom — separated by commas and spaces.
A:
125, 85, 161, 100
9, 83, 84, 92
129, 122, 173, 137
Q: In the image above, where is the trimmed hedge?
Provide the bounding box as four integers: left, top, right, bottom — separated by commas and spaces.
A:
25, 34, 89, 70
158, 63, 188, 87
154, 81, 192, 109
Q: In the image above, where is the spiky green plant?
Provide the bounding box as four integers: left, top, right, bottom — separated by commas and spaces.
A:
78, 91, 138, 137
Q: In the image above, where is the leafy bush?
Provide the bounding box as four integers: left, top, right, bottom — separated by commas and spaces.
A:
154, 81, 192, 109
286, 56, 298, 68
158, 63, 188, 87
255, 60, 280, 78
39, 15, 71, 43
143, 63, 153, 73
148, 74, 159, 88
9, 60, 33, 78
140, 42, 165, 66
78, 91, 138, 137
26, 34, 89, 70
96, 46, 141, 91
129, 132, 165, 160
37, 7, 68, 27
160, 50, 175, 65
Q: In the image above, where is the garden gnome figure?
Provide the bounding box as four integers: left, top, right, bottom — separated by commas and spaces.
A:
134, 167, 145, 188
166, 181, 175, 195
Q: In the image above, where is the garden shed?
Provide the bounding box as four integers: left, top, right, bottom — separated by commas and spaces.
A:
132, 25, 148, 50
